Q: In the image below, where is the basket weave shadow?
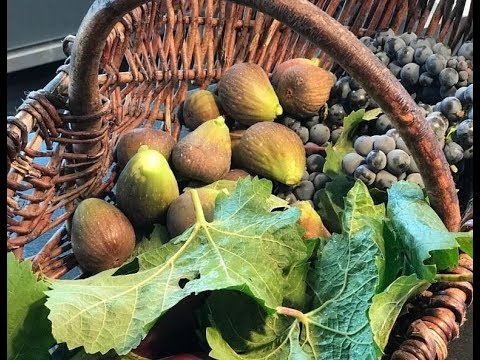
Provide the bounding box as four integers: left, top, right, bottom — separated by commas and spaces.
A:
6, 0, 473, 359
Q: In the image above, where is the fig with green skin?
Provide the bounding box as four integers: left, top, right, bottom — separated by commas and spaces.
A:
292, 201, 331, 240
218, 63, 283, 126
71, 198, 135, 274
115, 128, 176, 171
116, 147, 180, 228
271, 58, 319, 87
235, 122, 306, 185
275, 63, 336, 118
166, 187, 220, 238
182, 90, 222, 130
172, 116, 231, 183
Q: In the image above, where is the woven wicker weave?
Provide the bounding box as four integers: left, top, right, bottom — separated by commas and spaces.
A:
7, 0, 473, 359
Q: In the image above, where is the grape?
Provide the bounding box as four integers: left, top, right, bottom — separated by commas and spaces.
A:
360, 36, 378, 53
386, 149, 411, 175
400, 63, 420, 86
327, 104, 346, 126
386, 128, 400, 140
331, 77, 351, 101
309, 124, 331, 145
353, 165, 376, 185
458, 41, 473, 61
374, 170, 398, 189
349, 77, 362, 91
467, 68, 473, 83
440, 86, 456, 98
366, 150, 387, 172
456, 60, 469, 71
342, 152, 365, 175
458, 70, 469, 82
443, 141, 464, 164
432, 43, 452, 57
313, 190, 322, 206
373, 135, 396, 154
455, 119, 473, 148
302, 170, 310, 181
291, 121, 302, 132
307, 154, 326, 173
388, 62, 403, 78
455, 86, 468, 104
410, 37, 432, 49
399, 32, 417, 46
463, 146, 473, 160
293, 180, 315, 201
426, 113, 448, 139
385, 37, 407, 59
281, 116, 296, 128
425, 37, 437, 48
408, 156, 420, 173
425, 54, 447, 75
457, 55, 466, 62
374, 29, 394, 47
406, 173, 425, 188
414, 45, 433, 65
439, 68, 459, 87
308, 172, 319, 182
304, 115, 319, 129
419, 72, 434, 87
467, 107, 473, 120
295, 126, 310, 144
285, 192, 297, 204
331, 128, 343, 144
376, 52, 390, 66
457, 80, 468, 88
313, 173, 331, 190
396, 46, 415, 66
439, 97, 464, 123
354, 135, 374, 156
375, 114, 393, 134
447, 58, 458, 69
464, 84, 473, 104
348, 89, 369, 109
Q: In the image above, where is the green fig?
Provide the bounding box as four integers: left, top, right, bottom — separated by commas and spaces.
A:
218, 63, 283, 126
172, 116, 231, 183
182, 89, 223, 130
116, 147, 179, 227
235, 122, 306, 185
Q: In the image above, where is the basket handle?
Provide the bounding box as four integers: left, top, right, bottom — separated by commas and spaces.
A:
68, 0, 460, 231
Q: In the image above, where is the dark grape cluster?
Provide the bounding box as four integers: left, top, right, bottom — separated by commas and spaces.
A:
335, 29, 473, 105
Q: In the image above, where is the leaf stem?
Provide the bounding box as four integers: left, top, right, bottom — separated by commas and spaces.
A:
190, 189, 207, 225
276, 306, 309, 324
434, 273, 473, 283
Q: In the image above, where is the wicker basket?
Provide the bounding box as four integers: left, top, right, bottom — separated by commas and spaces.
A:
7, 0, 473, 359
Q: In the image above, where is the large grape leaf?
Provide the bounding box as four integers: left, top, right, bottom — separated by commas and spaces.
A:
45, 177, 310, 355
7, 253, 55, 360
387, 181, 460, 281
207, 181, 384, 359
369, 275, 430, 353
323, 108, 382, 177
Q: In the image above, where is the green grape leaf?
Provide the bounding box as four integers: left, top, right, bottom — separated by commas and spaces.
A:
46, 177, 311, 355
7, 253, 55, 360
323, 109, 379, 177
207, 181, 384, 359
369, 275, 431, 352
387, 181, 460, 281
454, 231, 473, 258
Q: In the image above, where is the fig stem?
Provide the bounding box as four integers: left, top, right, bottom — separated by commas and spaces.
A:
190, 189, 207, 225
435, 273, 473, 283
276, 306, 309, 323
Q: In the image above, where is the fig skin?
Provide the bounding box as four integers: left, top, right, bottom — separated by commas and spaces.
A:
172, 116, 231, 183
275, 63, 336, 118
71, 198, 136, 274
235, 122, 306, 185
166, 188, 220, 238
182, 90, 222, 130
222, 169, 250, 181
270, 58, 319, 87
218, 63, 283, 126
292, 201, 331, 240
115, 128, 176, 171
116, 147, 180, 228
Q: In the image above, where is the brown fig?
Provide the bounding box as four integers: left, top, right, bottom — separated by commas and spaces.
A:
275, 63, 336, 118
182, 89, 222, 130
222, 169, 251, 181
270, 58, 319, 87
